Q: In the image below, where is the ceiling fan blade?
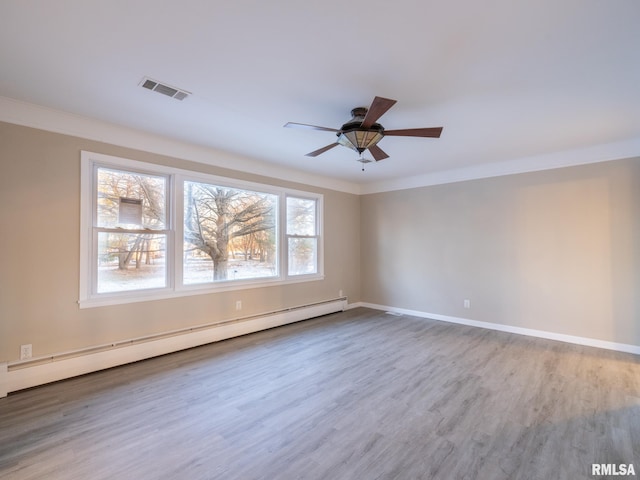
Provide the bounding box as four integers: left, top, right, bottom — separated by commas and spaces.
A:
305, 143, 340, 157
368, 144, 389, 161
384, 127, 443, 138
284, 122, 339, 133
361, 96, 397, 129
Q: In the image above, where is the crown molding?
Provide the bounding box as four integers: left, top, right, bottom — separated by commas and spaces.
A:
0, 96, 361, 195
3, 96, 639, 197
360, 137, 640, 194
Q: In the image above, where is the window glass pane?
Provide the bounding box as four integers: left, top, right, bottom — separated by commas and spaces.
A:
96, 232, 167, 293
183, 181, 277, 283
97, 167, 166, 229
287, 197, 316, 235
288, 238, 317, 275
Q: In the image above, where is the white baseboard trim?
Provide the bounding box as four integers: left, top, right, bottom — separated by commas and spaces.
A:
0, 363, 7, 398
354, 302, 640, 356
4, 299, 346, 396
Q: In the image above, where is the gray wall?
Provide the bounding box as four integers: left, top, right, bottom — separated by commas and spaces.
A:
0, 122, 361, 362
361, 159, 640, 346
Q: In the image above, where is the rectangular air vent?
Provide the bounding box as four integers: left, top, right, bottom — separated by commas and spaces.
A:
140, 77, 190, 101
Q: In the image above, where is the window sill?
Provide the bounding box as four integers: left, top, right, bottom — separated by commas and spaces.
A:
78, 274, 325, 309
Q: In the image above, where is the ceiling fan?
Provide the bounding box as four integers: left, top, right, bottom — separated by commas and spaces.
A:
284, 96, 443, 162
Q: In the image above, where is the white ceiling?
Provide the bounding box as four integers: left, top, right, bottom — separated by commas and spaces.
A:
2, 0, 640, 191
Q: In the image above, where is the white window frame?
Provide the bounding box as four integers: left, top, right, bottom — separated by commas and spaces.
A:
80, 151, 323, 308
285, 194, 322, 277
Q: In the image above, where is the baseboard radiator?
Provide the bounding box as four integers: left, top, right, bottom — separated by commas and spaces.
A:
1, 298, 347, 397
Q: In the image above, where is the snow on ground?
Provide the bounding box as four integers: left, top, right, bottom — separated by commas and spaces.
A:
97, 259, 276, 293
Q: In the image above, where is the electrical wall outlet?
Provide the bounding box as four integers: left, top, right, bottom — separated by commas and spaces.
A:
463, 299, 471, 309
235, 300, 242, 311
339, 290, 343, 297
20, 344, 32, 360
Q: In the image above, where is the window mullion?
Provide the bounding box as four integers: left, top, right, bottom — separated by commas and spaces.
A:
96, 227, 170, 234
280, 192, 287, 279
174, 175, 184, 290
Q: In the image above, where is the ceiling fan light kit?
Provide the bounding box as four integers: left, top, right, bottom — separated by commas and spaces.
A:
336, 107, 385, 153
285, 96, 443, 165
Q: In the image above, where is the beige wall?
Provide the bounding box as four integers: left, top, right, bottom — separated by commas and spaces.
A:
0, 122, 361, 362
361, 159, 640, 346
2, 118, 638, 364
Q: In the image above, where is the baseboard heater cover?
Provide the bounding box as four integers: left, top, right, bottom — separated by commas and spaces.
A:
4, 298, 346, 396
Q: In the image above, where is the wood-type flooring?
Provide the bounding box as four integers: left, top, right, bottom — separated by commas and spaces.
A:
1, 307, 639, 479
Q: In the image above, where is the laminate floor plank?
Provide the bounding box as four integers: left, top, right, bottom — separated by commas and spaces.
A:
1, 307, 639, 479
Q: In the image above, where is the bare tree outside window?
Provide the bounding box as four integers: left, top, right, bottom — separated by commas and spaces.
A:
286, 197, 318, 275
183, 181, 277, 283
81, 152, 323, 306
95, 167, 168, 293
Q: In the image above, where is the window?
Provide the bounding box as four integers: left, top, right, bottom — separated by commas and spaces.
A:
80, 152, 323, 307
286, 196, 319, 276
183, 181, 278, 284
94, 167, 170, 294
